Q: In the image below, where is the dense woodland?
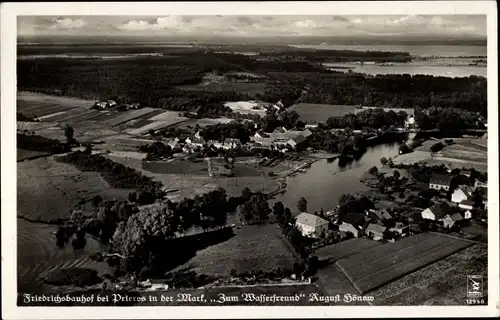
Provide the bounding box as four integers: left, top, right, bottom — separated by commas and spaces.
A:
18, 50, 487, 117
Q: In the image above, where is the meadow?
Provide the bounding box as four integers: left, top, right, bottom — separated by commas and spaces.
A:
289, 103, 356, 124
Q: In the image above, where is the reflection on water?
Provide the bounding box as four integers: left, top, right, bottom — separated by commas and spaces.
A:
274, 140, 405, 213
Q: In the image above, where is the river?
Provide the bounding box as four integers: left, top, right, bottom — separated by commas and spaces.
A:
274, 137, 412, 213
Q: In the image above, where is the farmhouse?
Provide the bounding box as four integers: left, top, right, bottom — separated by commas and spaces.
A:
222, 138, 243, 149
442, 213, 463, 229
458, 200, 475, 210
367, 208, 392, 223
186, 137, 206, 148
463, 210, 473, 219
194, 130, 203, 140
474, 179, 487, 189
287, 135, 308, 151
301, 129, 313, 139
366, 224, 387, 240
167, 140, 180, 150
390, 222, 409, 236
405, 115, 416, 128
338, 222, 361, 238
451, 186, 473, 204
429, 174, 453, 191
295, 212, 329, 239
421, 202, 452, 221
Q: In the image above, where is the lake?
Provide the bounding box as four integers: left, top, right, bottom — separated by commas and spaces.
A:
289, 44, 487, 57
274, 138, 410, 213
324, 62, 486, 78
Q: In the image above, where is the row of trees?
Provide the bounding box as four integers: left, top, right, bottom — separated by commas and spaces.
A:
324, 108, 408, 130
414, 107, 484, 133
58, 151, 164, 199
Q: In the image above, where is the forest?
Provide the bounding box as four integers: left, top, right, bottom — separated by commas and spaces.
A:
18, 51, 487, 116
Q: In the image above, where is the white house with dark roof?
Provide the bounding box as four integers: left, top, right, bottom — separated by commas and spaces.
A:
451, 186, 473, 204
287, 135, 307, 151
295, 212, 329, 238
421, 202, 451, 221
338, 222, 361, 238
429, 174, 453, 191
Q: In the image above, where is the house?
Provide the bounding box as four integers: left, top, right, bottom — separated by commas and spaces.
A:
221, 138, 243, 149
287, 135, 307, 151
305, 124, 318, 129
273, 100, 284, 111
421, 202, 451, 221
167, 140, 180, 150
429, 174, 453, 191
458, 199, 475, 210
464, 210, 473, 219
365, 223, 387, 240
405, 115, 415, 128
451, 187, 473, 204
301, 129, 313, 139
253, 137, 275, 147
442, 213, 463, 228
253, 131, 269, 139
131, 103, 141, 109
273, 127, 287, 134
295, 212, 329, 238
338, 222, 361, 238
207, 140, 219, 148
390, 222, 409, 236
194, 130, 202, 140
186, 137, 206, 148
367, 209, 392, 222
188, 106, 202, 117
107, 100, 117, 107
460, 169, 473, 178
474, 180, 487, 189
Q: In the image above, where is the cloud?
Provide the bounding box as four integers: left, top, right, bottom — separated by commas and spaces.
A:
48, 18, 88, 30
18, 15, 486, 38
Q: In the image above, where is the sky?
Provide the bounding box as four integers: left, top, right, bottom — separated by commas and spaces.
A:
17, 15, 486, 39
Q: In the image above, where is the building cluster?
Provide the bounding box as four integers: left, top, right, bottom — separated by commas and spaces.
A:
420, 173, 488, 229
251, 127, 313, 152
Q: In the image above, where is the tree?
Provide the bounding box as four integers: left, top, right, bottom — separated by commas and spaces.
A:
380, 157, 388, 166
241, 187, 253, 201
369, 166, 378, 175
398, 144, 410, 155
64, 124, 74, 145
297, 197, 308, 213
393, 170, 401, 179
128, 192, 137, 203
273, 201, 285, 221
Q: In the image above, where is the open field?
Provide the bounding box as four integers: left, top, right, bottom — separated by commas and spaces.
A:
17, 218, 110, 293
171, 224, 297, 277
126, 111, 188, 135
289, 103, 356, 124
370, 244, 487, 305
315, 264, 370, 305
17, 157, 128, 222
315, 238, 383, 263
336, 232, 473, 294
177, 82, 266, 94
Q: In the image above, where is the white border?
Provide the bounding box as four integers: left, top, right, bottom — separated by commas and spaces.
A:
1, 1, 498, 319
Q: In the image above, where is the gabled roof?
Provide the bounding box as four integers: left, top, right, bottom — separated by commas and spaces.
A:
207, 140, 219, 145
301, 129, 313, 138
190, 106, 201, 114
289, 135, 306, 144
428, 202, 451, 219
454, 186, 473, 198
430, 174, 452, 186
460, 199, 475, 206
188, 137, 206, 144
225, 138, 242, 143
449, 213, 464, 222
296, 212, 329, 228
366, 223, 387, 234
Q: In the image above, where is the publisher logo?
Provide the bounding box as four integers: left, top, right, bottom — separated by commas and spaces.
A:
467, 275, 483, 298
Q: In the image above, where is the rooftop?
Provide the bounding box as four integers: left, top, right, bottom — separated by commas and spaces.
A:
366, 223, 387, 234
296, 212, 329, 228
430, 174, 452, 186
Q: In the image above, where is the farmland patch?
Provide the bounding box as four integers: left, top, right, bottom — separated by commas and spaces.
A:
336, 233, 473, 294
171, 224, 297, 277
315, 238, 383, 263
